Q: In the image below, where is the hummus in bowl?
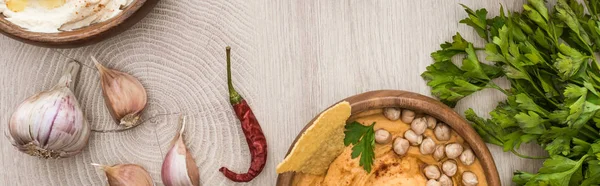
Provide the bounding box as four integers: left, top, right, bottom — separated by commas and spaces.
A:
0, 0, 135, 33
276, 90, 501, 186
0, 0, 156, 46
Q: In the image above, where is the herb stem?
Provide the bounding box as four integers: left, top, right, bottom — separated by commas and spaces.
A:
583, 124, 600, 138
510, 149, 549, 159
485, 81, 509, 95
578, 128, 597, 140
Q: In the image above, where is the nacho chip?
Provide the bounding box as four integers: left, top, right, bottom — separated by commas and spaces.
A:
276, 101, 351, 175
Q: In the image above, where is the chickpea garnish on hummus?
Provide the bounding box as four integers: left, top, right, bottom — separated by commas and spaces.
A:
278, 105, 488, 185
0, 0, 135, 33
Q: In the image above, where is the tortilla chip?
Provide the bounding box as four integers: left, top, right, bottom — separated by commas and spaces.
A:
276, 101, 351, 175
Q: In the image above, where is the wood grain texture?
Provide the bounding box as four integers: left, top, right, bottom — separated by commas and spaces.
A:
277, 90, 501, 186
0, 0, 546, 185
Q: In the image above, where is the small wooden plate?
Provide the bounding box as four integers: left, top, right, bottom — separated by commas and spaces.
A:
276, 90, 501, 186
0, 0, 158, 47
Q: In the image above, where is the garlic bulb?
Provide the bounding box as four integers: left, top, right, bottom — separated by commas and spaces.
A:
92, 163, 153, 186
162, 116, 200, 186
7, 62, 90, 158
92, 56, 147, 128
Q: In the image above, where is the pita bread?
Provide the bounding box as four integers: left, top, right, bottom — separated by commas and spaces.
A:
276, 101, 351, 175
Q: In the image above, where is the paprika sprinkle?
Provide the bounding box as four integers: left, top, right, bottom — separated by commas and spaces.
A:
219, 46, 268, 182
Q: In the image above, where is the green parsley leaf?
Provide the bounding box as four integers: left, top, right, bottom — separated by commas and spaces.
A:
516, 155, 589, 186
515, 111, 547, 135
423, 1, 600, 184
344, 121, 375, 173
463, 44, 492, 80
460, 5, 489, 41
431, 33, 469, 62
581, 160, 600, 186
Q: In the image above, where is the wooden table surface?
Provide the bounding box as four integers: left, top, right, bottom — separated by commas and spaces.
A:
0, 0, 548, 185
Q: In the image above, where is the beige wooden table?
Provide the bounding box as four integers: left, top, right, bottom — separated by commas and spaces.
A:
0, 0, 548, 185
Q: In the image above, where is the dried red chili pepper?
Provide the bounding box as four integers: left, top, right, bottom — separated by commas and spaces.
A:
219, 46, 268, 182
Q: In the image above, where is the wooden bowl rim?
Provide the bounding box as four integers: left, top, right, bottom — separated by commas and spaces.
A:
276, 90, 501, 186
0, 0, 150, 46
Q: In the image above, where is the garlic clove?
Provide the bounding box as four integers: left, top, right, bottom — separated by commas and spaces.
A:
161, 116, 200, 186
92, 163, 153, 186
92, 56, 147, 128
8, 62, 90, 158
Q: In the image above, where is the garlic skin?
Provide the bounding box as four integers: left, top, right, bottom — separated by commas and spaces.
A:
7, 62, 90, 158
93, 163, 153, 186
162, 116, 200, 186
92, 56, 147, 128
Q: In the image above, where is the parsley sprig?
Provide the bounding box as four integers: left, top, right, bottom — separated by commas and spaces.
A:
344, 121, 375, 173
422, 0, 600, 185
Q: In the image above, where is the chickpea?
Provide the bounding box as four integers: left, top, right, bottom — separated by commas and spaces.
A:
411, 117, 427, 135
393, 137, 410, 156
445, 143, 463, 159
433, 144, 445, 161
404, 129, 423, 146
439, 175, 452, 186
460, 149, 475, 166
425, 115, 437, 129
442, 160, 457, 177
426, 179, 441, 186
401, 109, 415, 124
383, 107, 401, 121
423, 165, 441, 180
374, 129, 392, 144
434, 123, 451, 141
462, 171, 479, 186
420, 137, 436, 155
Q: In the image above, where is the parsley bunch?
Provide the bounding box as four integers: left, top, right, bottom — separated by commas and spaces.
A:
422, 0, 600, 185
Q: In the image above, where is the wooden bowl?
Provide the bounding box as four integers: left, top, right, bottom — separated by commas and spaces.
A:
276, 90, 501, 186
0, 0, 158, 47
